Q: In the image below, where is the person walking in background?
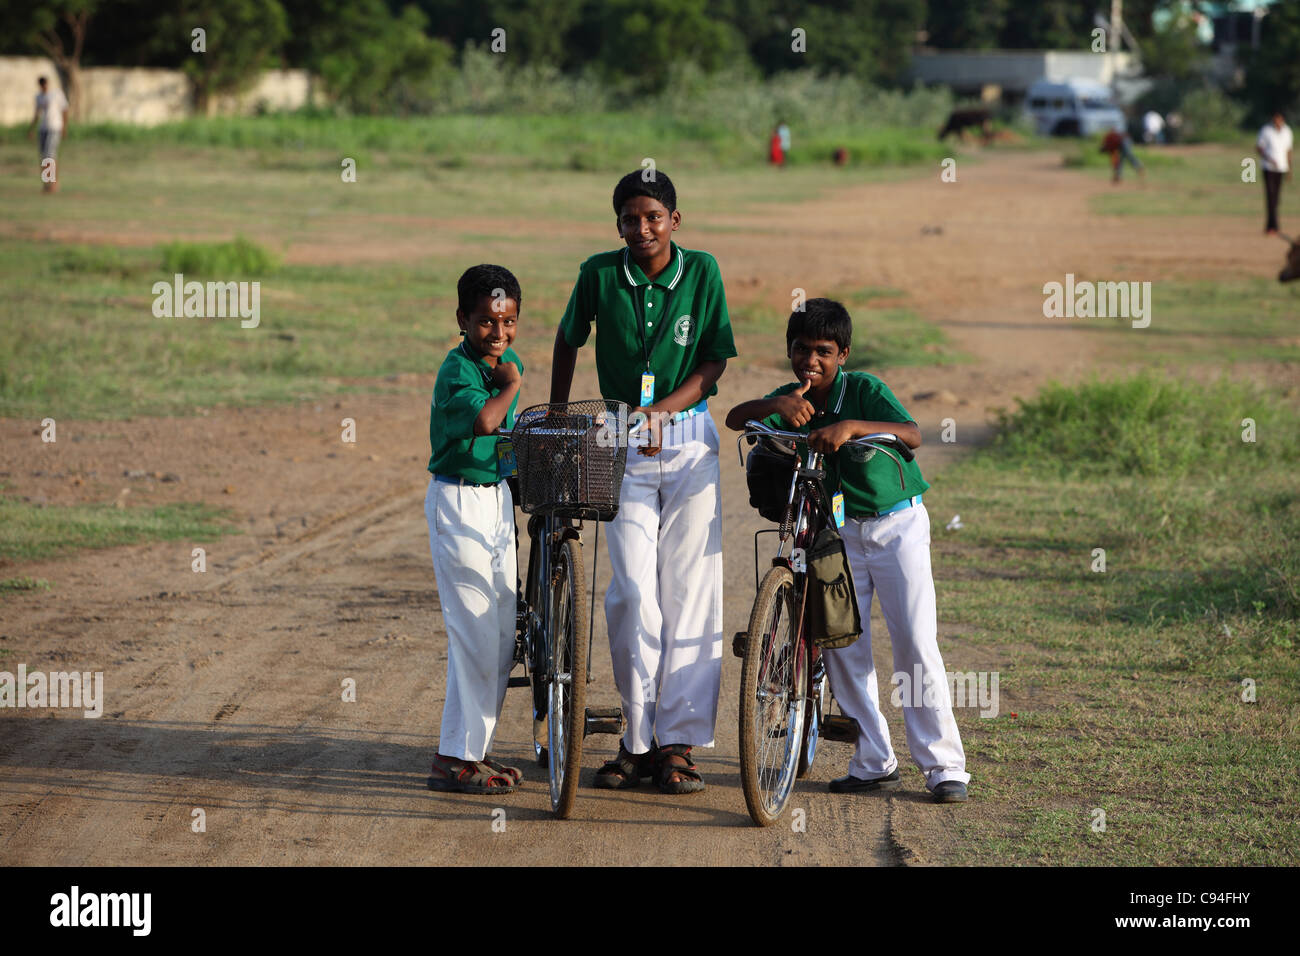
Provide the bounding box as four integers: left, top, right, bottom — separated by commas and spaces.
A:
27, 76, 69, 194
777, 119, 791, 158
1257, 111, 1293, 236
769, 125, 784, 168
1142, 110, 1165, 144
1100, 125, 1143, 185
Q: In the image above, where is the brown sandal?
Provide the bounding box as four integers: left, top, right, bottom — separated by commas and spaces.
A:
655, 744, 705, 794
427, 755, 516, 794
594, 742, 656, 790
481, 756, 523, 786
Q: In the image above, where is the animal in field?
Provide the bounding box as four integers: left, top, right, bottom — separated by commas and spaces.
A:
937, 108, 993, 143
1279, 234, 1300, 283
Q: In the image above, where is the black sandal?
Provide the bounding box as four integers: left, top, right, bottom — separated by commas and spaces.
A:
655, 744, 705, 795
594, 742, 656, 790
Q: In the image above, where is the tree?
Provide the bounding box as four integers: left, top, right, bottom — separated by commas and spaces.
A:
585, 0, 749, 93
0, 0, 97, 119
285, 0, 452, 114
156, 0, 289, 115
1240, 0, 1300, 125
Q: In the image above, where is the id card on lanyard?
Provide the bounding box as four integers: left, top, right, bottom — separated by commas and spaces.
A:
631, 285, 677, 406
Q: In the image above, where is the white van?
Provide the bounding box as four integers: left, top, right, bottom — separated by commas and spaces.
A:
1024, 78, 1125, 137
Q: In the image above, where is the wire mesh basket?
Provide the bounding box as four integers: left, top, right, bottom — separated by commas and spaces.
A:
512, 400, 630, 520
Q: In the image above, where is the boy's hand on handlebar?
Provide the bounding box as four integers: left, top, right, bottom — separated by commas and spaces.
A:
807, 421, 858, 454
772, 379, 815, 428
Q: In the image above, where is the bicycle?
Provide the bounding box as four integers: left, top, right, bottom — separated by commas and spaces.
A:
734, 419, 915, 827
501, 400, 630, 818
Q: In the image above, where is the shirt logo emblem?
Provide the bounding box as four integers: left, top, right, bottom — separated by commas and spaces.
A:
672, 314, 695, 346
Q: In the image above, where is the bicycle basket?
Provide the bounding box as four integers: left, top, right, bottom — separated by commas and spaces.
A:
745, 436, 798, 524
512, 400, 630, 521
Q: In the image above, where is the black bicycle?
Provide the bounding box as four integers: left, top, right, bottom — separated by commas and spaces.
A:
503, 400, 630, 818
734, 419, 914, 826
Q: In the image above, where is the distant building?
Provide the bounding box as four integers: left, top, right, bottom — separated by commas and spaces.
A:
908, 50, 1140, 106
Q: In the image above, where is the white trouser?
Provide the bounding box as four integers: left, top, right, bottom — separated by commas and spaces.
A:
425, 477, 517, 762
822, 503, 970, 790
604, 410, 724, 754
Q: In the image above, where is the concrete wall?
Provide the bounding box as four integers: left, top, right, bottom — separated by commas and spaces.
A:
0, 56, 317, 126
909, 50, 1138, 97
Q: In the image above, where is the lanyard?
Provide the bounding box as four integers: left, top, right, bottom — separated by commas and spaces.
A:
459, 341, 497, 387
629, 276, 679, 372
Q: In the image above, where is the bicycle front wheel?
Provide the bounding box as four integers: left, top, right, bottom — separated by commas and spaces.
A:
546, 536, 588, 818
739, 565, 806, 827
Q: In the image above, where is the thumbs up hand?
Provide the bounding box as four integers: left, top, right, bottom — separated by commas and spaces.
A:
771, 378, 816, 428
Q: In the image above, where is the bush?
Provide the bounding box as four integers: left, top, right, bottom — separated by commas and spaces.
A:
159, 237, 280, 276
989, 372, 1299, 479
1178, 87, 1247, 143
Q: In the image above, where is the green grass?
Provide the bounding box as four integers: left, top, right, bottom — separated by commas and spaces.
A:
1109, 279, 1300, 364
1, 112, 951, 174
1063, 142, 1300, 220
0, 577, 53, 593
160, 236, 280, 276
0, 497, 238, 562
922, 372, 1300, 864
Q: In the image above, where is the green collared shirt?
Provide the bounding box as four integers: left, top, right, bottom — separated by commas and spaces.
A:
427, 340, 524, 484
559, 242, 737, 408
762, 368, 930, 516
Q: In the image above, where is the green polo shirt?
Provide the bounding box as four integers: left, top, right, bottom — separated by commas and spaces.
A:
762, 368, 930, 516
559, 242, 737, 408
427, 341, 523, 484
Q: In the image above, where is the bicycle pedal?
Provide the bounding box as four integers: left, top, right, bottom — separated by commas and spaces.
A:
584, 707, 624, 737
819, 714, 861, 743
732, 632, 748, 658
506, 676, 531, 688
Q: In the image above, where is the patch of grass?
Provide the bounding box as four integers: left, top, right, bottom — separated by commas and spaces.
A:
159, 236, 280, 276
1064, 142, 1300, 220
988, 371, 1300, 479
918, 372, 1300, 864
0, 497, 239, 562
0, 577, 53, 593
1107, 278, 1300, 364
2, 113, 951, 174
838, 287, 965, 368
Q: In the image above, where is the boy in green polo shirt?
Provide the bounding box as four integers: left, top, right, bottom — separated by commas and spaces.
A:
725, 298, 970, 803
425, 264, 526, 795
549, 170, 736, 794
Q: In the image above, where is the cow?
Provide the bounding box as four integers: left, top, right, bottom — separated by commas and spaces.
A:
1279, 234, 1300, 283
937, 108, 993, 143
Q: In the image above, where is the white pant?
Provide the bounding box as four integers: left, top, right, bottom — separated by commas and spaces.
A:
604, 410, 724, 753
425, 478, 517, 762
822, 503, 970, 790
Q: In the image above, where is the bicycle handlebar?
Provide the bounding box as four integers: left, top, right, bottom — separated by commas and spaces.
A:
740, 419, 915, 462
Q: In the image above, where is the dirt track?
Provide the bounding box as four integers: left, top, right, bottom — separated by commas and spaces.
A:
0, 149, 1283, 865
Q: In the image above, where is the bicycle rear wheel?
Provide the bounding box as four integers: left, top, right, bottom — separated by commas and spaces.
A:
739, 565, 806, 827
546, 536, 588, 818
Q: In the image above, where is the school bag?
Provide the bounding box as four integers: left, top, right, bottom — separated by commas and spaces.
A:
804, 525, 862, 649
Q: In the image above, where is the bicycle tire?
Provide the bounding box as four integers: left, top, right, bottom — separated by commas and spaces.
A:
547, 537, 588, 818
739, 564, 806, 827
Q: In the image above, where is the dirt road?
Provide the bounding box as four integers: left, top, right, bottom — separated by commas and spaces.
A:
0, 149, 1275, 865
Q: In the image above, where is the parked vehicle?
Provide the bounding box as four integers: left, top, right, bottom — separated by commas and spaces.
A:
1024, 78, 1125, 137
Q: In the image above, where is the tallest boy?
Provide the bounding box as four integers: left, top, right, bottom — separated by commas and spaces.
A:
550, 170, 736, 794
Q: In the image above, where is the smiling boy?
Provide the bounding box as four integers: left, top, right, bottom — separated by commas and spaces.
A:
726, 298, 970, 803
549, 170, 736, 794
425, 264, 526, 795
